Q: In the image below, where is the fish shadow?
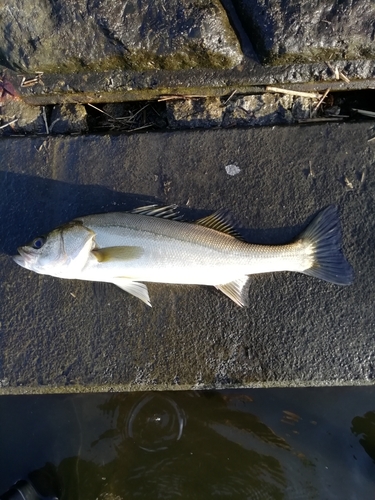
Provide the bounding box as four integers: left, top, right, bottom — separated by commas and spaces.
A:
0, 170, 312, 255
0, 171, 157, 254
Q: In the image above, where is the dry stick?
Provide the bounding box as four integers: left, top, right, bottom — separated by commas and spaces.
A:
42, 106, 49, 134
126, 124, 153, 132
112, 104, 150, 122
339, 71, 350, 83
298, 117, 345, 123
158, 94, 206, 101
87, 102, 151, 127
353, 108, 375, 118
86, 102, 118, 121
312, 88, 331, 115
222, 89, 237, 106
266, 86, 321, 99
0, 118, 18, 129
325, 62, 350, 83
326, 61, 340, 80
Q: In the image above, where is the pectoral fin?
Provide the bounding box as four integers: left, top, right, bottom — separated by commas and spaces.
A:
92, 246, 143, 262
215, 276, 251, 307
112, 278, 151, 307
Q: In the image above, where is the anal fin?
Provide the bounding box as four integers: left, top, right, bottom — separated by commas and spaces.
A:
215, 276, 251, 307
112, 278, 151, 307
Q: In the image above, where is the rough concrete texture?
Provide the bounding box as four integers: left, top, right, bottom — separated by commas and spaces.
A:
232, 0, 375, 64
0, 122, 374, 394
0, 0, 242, 73
167, 94, 312, 128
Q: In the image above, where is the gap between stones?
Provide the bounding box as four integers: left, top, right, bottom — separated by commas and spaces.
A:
0, 90, 374, 136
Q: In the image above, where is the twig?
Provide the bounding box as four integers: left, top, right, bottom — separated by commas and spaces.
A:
87, 102, 118, 120
326, 62, 340, 80
42, 106, 49, 134
111, 104, 150, 122
353, 108, 375, 118
298, 117, 345, 123
339, 71, 350, 83
0, 118, 17, 129
312, 88, 331, 115
266, 86, 321, 99
125, 124, 153, 132
221, 89, 237, 106
158, 94, 207, 101
326, 62, 350, 83
20, 72, 44, 88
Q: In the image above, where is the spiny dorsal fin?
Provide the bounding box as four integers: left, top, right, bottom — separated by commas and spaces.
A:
92, 246, 143, 262
196, 209, 245, 240
215, 276, 251, 307
130, 204, 184, 220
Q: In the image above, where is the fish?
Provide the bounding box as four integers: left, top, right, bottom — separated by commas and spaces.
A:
13, 204, 353, 307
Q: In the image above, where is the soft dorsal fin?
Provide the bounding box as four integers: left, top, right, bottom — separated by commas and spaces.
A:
130, 204, 184, 220
195, 209, 245, 240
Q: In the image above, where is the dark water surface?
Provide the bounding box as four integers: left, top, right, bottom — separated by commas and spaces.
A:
1, 387, 374, 499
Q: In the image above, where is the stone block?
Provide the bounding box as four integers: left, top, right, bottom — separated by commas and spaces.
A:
0, 0, 243, 73
232, 0, 375, 64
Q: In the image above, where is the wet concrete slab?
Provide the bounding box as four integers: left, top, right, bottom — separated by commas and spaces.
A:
0, 122, 374, 393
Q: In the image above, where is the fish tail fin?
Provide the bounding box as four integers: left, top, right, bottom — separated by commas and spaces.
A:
300, 205, 353, 285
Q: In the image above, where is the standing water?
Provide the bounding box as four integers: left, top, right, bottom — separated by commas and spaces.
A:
0, 387, 374, 499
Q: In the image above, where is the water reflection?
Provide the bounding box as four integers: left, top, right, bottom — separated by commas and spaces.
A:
124, 394, 185, 452
1, 388, 375, 499
92, 392, 294, 499
351, 411, 375, 462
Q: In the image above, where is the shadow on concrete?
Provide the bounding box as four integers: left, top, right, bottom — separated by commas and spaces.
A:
0, 170, 315, 256
0, 171, 155, 254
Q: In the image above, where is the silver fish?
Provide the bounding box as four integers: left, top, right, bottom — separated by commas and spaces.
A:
13, 204, 353, 307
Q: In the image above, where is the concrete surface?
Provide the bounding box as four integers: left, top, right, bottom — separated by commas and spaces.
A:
2, 0, 375, 105
0, 121, 374, 394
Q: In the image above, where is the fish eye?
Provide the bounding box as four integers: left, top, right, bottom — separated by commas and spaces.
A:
32, 236, 46, 249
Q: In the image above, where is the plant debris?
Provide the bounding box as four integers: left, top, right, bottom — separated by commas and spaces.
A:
2, 88, 375, 135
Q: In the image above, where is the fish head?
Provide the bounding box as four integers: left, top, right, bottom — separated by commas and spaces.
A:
13, 221, 95, 277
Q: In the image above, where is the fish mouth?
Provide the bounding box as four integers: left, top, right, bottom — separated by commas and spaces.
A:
13, 247, 34, 269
